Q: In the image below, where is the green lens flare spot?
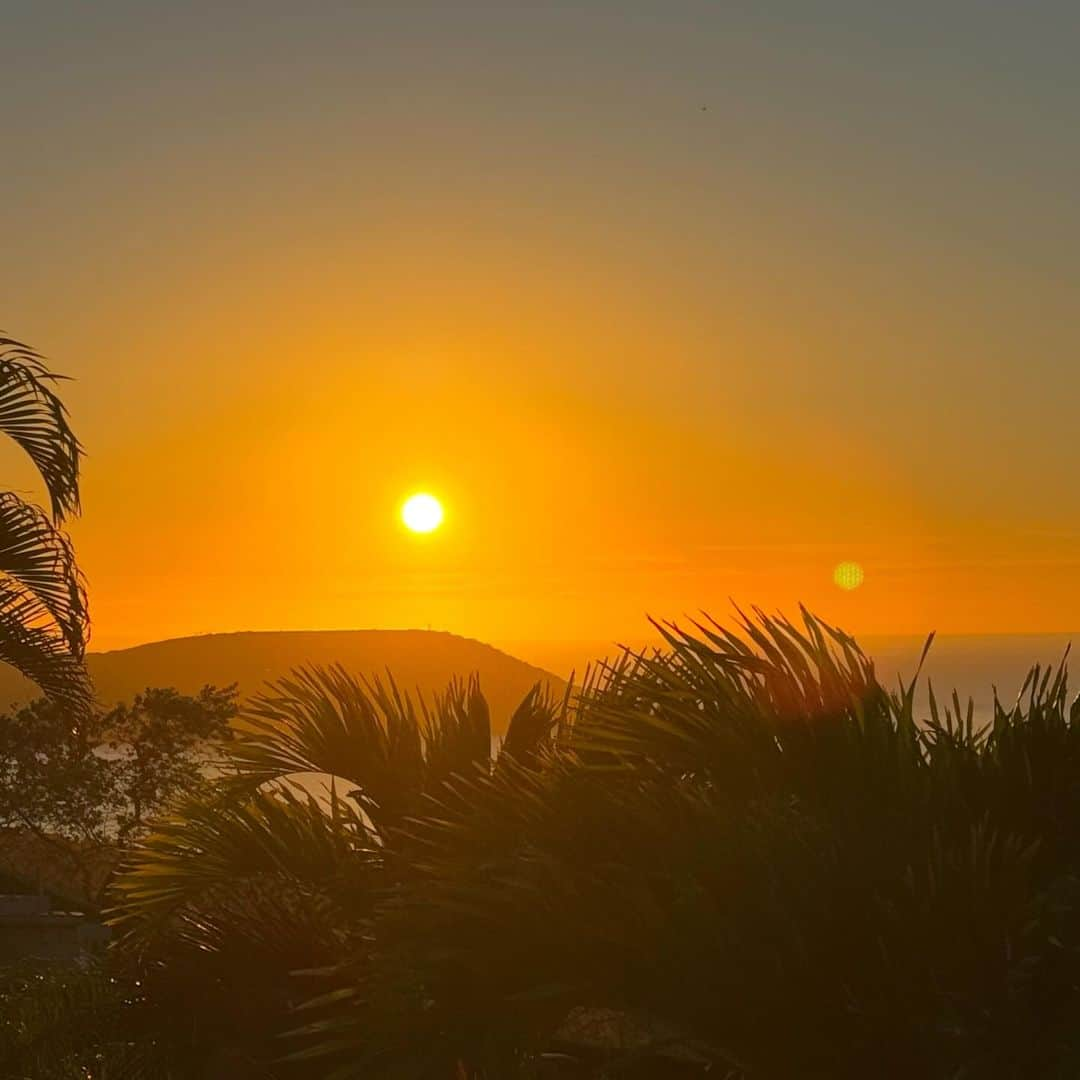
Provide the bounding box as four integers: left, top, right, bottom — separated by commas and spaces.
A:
833, 561, 864, 591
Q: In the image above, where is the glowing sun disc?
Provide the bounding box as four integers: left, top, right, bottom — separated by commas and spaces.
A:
402, 493, 443, 533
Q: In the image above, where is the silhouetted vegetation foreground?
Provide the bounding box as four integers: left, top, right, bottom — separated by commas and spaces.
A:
0, 334, 89, 712
5, 609, 1080, 1078
0, 685, 237, 911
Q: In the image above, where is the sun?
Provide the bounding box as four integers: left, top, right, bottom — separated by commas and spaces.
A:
401, 492, 444, 534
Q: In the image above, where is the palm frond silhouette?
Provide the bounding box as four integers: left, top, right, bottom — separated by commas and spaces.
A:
107, 668, 561, 1076
0, 333, 89, 707
104, 611, 1080, 1077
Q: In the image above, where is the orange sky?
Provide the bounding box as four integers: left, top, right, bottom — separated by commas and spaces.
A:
4, 4, 1080, 652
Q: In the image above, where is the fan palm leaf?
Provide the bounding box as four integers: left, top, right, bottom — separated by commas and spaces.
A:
107, 674, 564, 1076
110, 786, 373, 950
101, 610, 1080, 1077
227, 666, 555, 834
108, 789, 380, 1078
114, 671, 561, 955
228, 666, 427, 831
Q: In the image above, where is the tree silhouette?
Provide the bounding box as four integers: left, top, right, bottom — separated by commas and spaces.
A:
0, 334, 89, 707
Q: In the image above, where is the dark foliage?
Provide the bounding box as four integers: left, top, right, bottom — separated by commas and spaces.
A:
89, 612, 1080, 1076
0, 334, 89, 708
0, 686, 237, 909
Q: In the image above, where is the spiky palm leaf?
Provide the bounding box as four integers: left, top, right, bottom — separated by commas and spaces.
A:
227, 666, 556, 835
228, 666, 427, 830
106, 787, 376, 1079
108, 673, 561, 1076
0, 334, 89, 706
113, 670, 558, 956
499, 680, 571, 768
110, 785, 373, 953
297, 610, 1080, 1078
106, 611, 1080, 1077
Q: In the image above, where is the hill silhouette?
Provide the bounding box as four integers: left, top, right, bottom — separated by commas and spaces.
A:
0, 630, 563, 736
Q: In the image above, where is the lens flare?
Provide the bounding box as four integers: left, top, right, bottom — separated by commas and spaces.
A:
833, 561, 864, 591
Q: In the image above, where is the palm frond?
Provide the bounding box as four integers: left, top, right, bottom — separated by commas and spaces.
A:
569, 606, 894, 788
98, 608, 1080, 1077
0, 577, 91, 708
0, 492, 88, 657
229, 665, 427, 830
422, 675, 491, 788
499, 681, 565, 768
108, 787, 376, 1075
109, 785, 372, 952
229, 666, 510, 833
0, 336, 82, 521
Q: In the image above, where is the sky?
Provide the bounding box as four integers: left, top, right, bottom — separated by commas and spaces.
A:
2, 1, 1079, 653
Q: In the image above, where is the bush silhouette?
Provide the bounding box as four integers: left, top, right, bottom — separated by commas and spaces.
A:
93, 611, 1080, 1077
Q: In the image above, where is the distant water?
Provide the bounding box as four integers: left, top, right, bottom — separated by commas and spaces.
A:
509, 635, 1080, 730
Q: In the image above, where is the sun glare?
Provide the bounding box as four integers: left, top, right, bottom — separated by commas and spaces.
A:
402, 493, 444, 534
